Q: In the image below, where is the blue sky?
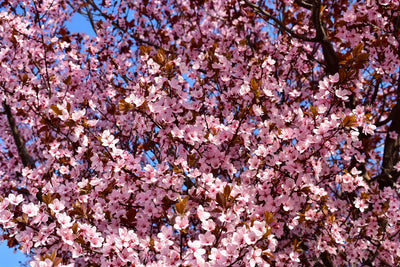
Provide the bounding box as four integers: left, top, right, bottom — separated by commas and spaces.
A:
0, 13, 94, 266
0, 244, 29, 267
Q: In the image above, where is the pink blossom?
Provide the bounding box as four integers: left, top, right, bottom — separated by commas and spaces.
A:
101, 130, 119, 148
56, 213, 73, 228
244, 230, 259, 245
32, 212, 48, 225
389, 131, 398, 140
174, 216, 189, 231
71, 109, 86, 121
59, 165, 69, 175
6, 194, 23, 205
354, 198, 368, 212
49, 199, 65, 213
57, 228, 75, 246
29, 258, 53, 267
188, 240, 205, 259
0, 210, 13, 223
289, 251, 300, 263
239, 82, 250, 95
89, 233, 104, 248
201, 219, 216, 231
157, 226, 174, 247
22, 203, 39, 217
199, 231, 215, 246
209, 248, 227, 265
329, 73, 339, 83
119, 227, 138, 247
232, 227, 246, 246
248, 156, 259, 170
251, 221, 266, 237
395, 162, 400, 172
197, 205, 210, 221
246, 248, 263, 267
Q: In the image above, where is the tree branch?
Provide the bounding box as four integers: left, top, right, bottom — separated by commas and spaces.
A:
244, 0, 339, 74
78, 0, 163, 50
242, 0, 317, 42
311, 0, 339, 74
294, 0, 313, 10
377, 34, 400, 188
378, 103, 400, 188
2, 102, 35, 168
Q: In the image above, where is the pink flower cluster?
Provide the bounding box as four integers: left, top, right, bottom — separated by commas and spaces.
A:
0, 0, 399, 266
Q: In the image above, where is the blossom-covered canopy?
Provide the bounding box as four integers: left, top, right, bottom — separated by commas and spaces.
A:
0, 0, 400, 266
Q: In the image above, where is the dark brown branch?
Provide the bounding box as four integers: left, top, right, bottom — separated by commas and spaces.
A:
311, 0, 339, 74
2, 102, 35, 168
311, 0, 324, 40
294, 0, 313, 10
84, 6, 98, 35
314, 252, 334, 267
375, 117, 391, 127
369, 78, 381, 106
243, 0, 317, 42
321, 42, 339, 75
78, 0, 163, 50
378, 103, 400, 188
377, 35, 400, 188
244, 0, 339, 75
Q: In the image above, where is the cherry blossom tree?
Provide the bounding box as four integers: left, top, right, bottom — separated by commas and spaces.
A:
0, 0, 400, 266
